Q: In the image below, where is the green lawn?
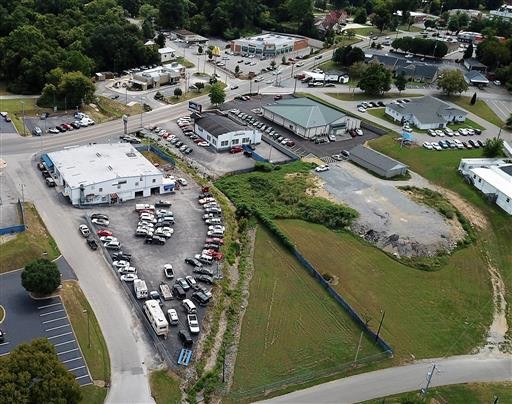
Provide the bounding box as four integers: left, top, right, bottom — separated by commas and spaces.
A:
397, 24, 423, 32
79, 385, 108, 404
278, 220, 493, 360
367, 107, 485, 132
86, 96, 144, 124
370, 135, 512, 343
164, 82, 225, 105
447, 96, 505, 127
231, 226, 384, 396
0, 203, 60, 273
150, 370, 182, 404
176, 57, 195, 68
327, 93, 422, 101
0, 98, 51, 134
60, 281, 110, 383
365, 382, 512, 403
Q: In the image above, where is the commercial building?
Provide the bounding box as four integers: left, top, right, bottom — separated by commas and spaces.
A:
46, 143, 174, 206
490, 4, 512, 19
464, 58, 487, 73
465, 70, 489, 86
367, 54, 439, 83
130, 64, 183, 90
194, 111, 262, 151
158, 47, 176, 63
459, 158, 512, 215
262, 97, 348, 139
349, 145, 408, 178
230, 33, 308, 57
173, 29, 209, 44
385, 96, 467, 130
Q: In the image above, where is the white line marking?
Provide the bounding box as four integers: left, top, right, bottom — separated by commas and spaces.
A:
57, 348, 79, 355
42, 316, 67, 324
0, 342, 9, 347
39, 309, 65, 317
54, 340, 75, 347
48, 332, 72, 340
68, 365, 86, 372
75, 375, 90, 380
45, 324, 70, 332
37, 302, 62, 310
62, 357, 82, 364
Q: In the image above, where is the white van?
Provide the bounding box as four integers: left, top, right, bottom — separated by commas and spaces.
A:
182, 299, 197, 314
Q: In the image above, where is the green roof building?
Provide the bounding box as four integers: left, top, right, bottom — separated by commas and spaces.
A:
262, 97, 348, 139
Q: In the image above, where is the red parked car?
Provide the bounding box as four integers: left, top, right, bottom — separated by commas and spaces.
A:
205, 237, 224, 245
97, 229, 113, 237
229, 146, 243, 154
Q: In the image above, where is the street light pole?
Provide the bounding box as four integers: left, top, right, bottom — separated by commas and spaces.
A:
83, 309, 91, 348
375, 310, 385, 341
20, 183, 25, 203
20, 101, 26, 136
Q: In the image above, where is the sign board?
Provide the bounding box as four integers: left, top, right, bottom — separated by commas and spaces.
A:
188, 101, 202, 114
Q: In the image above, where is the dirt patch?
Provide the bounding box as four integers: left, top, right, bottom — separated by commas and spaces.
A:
0, 234, 17, 245
204, 311, 228, 373
438, 188, 489, 230
305, 176, 337, 202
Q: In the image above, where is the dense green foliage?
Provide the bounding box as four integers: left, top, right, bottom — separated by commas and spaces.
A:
357, 62, 392, 95
215, 161, 358, 231
0, 0, 158, 93
437, 69, 469, 96
332, 45, 365, 66
0, 339, 82, 403
209, 82, 226, 105
483, 137, 504, 157
21, 258, 61, 295
392, 37, 448, 58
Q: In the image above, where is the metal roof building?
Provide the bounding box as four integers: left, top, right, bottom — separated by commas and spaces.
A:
47, 143, 173, 205
349, 145, 408, 178
262, 97, 348, 139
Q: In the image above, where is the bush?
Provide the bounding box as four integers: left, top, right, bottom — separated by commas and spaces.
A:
254, 162, 274, 172
21, 259, 61, 295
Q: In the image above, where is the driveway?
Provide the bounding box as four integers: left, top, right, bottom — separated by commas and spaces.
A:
315, 162, 460, 257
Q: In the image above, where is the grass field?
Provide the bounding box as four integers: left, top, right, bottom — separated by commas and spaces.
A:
60, 281, 110, 383
366, 382, 512, 403
370, 135, 512, 343
278, 220, 493, 360
367, 107, 485, 132
447, 96, 505, 127
0, 203, 60, 273
0, 97, 51, 134
141, 151, 171, 167
231, 226, 384, 396
85, 96, 144, 124
327, 93, 422, 101
176, 57, 195, 68
150, 369, 182, 404
164, 82, 225, 105
79, 385, 108, 404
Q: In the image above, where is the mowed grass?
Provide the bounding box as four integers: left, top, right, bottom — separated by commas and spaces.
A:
150, 369, 182, 404
366, 382, 512, 403
85, 96, 144, 124
447, 96, 505, 127
370, 135, 512, 342
231, 226, 383, 394
60, 281, 110, 383
278, 220, 493, 360
79, 385, 108, 404
327, 93, 422, 101
0, 97, 51, 134
0, 203, 60, 273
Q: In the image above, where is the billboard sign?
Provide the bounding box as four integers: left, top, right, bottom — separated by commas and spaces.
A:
189, 101, 202, 114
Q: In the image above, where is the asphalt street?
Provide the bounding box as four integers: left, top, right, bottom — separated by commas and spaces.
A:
261, 354, 512, 403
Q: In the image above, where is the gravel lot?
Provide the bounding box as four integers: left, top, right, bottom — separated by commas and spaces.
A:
0, 170, 21, 228
316, 162, 461, 257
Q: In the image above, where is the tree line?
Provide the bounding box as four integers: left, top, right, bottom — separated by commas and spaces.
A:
391, 37, 448, 58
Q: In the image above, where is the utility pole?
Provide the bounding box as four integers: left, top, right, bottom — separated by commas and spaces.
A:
20, 183, 25, 203
421, 364, 437, 397
125, 87, 128, 105
20, 101, 26, 136
375, 310, 385, 341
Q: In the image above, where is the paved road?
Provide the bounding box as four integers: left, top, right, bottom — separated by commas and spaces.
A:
262, 353, 512, 403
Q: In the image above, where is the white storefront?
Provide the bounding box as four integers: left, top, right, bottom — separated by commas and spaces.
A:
194, 112, 262, 151
47, 143, 174, 206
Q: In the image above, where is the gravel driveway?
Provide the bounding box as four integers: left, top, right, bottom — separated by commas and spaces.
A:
315, 162, 461, 257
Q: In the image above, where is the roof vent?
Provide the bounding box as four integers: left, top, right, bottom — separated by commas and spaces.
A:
107, 165, 113, 171
96, 153, 101, 157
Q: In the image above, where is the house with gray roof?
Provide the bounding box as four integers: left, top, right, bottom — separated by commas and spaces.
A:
465, 70, 489, 86
367, 54, 439, 82
349, 145, 408, 178
262, 97, 348, 139
385, 96, 467, 130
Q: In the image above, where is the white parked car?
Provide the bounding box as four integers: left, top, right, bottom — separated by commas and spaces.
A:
435, 130, 445, 137
167, 309, 179, 325
187, 314, 200, 334
100, 236, 118, 243
177, 178, 188, 186
120, 274, 138, 282
113, 260, 130, 269
104, 240, 121, 249
91, 218, 109, 226
197, 141, 209, 147
423, 142, 433, 150
118, 266, 137, 275
432, 143, 442, 151
357, 107, 366, 113
458, 128, 468, 136
163, 264, 174, 279
78, 224, 90, 237
315, 164, 329, 172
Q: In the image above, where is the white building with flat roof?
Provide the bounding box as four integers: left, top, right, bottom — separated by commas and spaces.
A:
158, 47, 176, 63
459, 158, 512, 215
230, 33, 308, 57
491, 4, 512, 19
46, 143, 174, 206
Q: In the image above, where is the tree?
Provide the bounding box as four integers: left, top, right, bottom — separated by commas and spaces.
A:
270, 60, 276, 69
209, 82, 226, 105
139, 3, 158, 20
370, 5, 392, 33
155, 33, 165, 48
174, 88, 183, 98
470, 92, 477, 105
507, 113, 512, 129
195, 82, 205, 92
0, 339, 82, 403
198, 45, 203, 55
463, 43, 473, 59
476, 38, 511, 70
437, 69, 468, 96
282, 55, 286, 64
353, 8, 367, 24
483, 137, 504, 157
159, 0, 188, 29
234, 65, 240, 76
58, 71, 95, 106
358, 62, 392, 95
395, 72, 407, 94
141, 18, 154, 40
333, 45, 365, 66
447, 17, 459, 32
21, 259, 60, 296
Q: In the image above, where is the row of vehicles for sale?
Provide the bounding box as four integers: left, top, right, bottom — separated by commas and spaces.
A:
423, 138, 486, 151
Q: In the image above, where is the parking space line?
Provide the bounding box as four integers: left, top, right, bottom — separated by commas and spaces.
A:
0, 352, 10, 356
37, 302, 62, 310
45, 324, 70, 332
0, 342, 10, 347
39, 309, 65, 317
57, 348, 79, 355
76, 375, 90, 380
68, 365, 86, 372
43, 316, 68, 324
62, 357, 82, 364
54, 340, 75, 347
48, 331, 72, 339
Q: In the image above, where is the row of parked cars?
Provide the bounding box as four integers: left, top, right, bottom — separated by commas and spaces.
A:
0, 111, 12, 123
427, 127, 482, 137
34, 112, 95, 136
423, 138, 486, 151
